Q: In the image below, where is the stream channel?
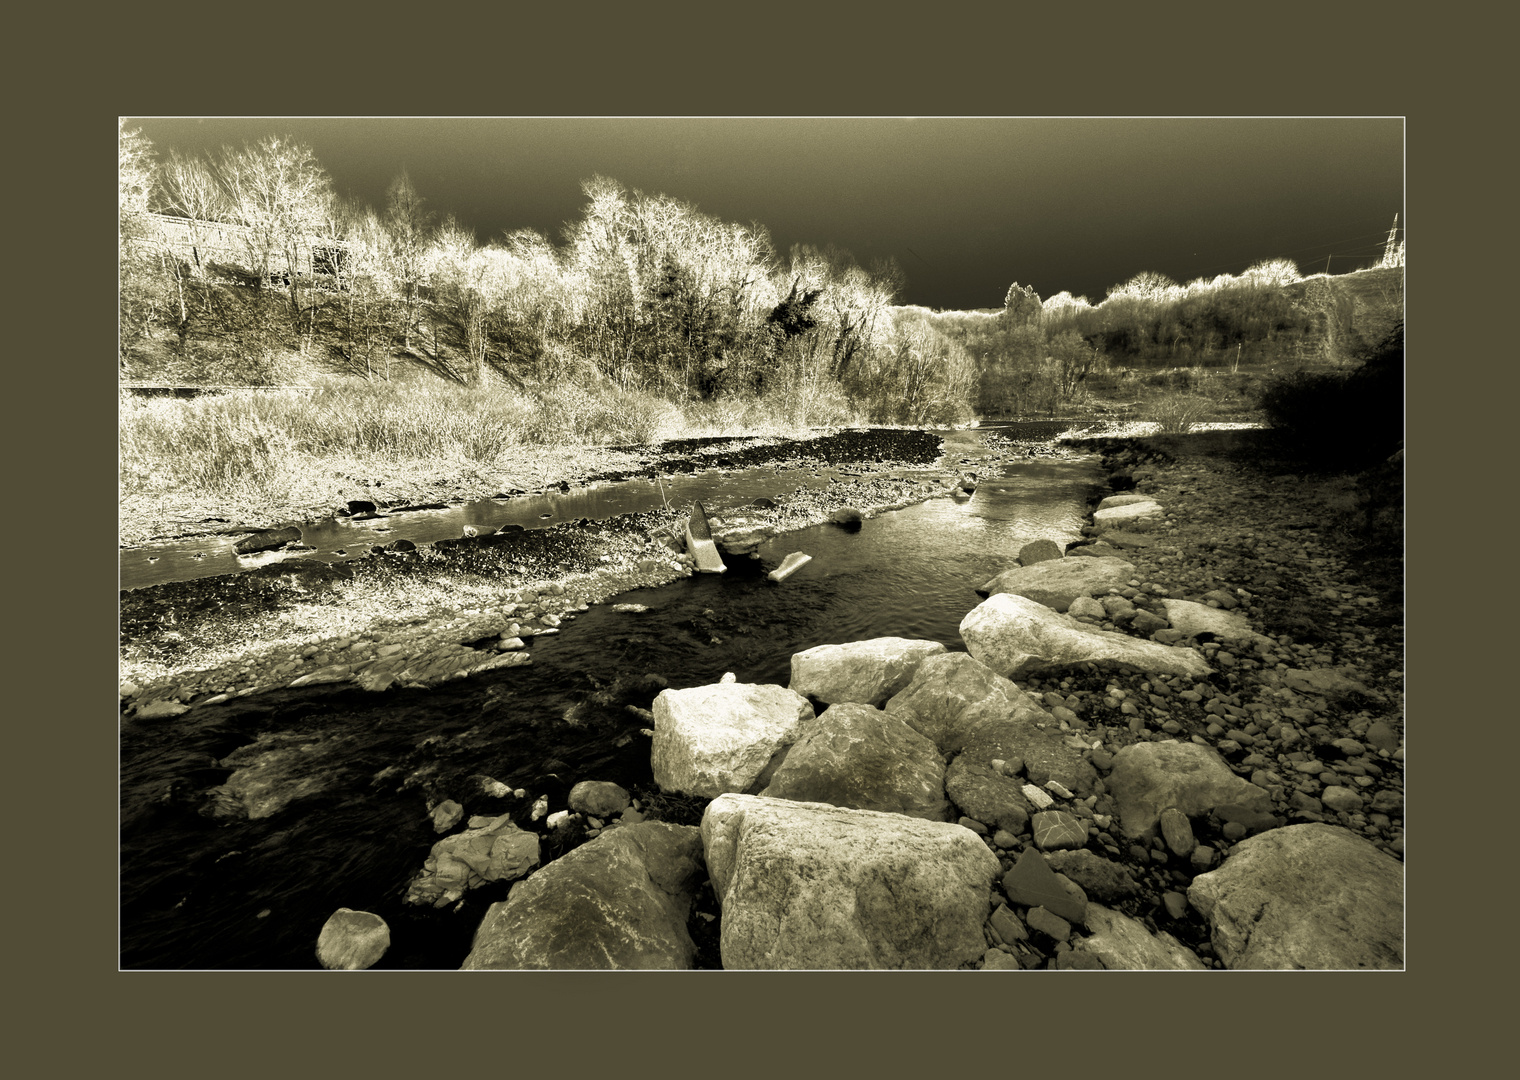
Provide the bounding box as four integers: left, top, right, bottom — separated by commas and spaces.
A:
119, 425, 1107, 969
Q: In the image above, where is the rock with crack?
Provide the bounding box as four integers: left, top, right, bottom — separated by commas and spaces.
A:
462, 822, 705, 969
650, 682, 814, 798
1187, 824, 1403, 970
760, 702, 951, 820
961, 592, 1213, 680
975, 556, 1136, 613
702, 794, 1000, 969
789, 636, 947, 708
1104, 740, 1274, 839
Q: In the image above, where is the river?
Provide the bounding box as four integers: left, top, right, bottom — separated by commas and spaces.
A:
119, 430, 1105, 969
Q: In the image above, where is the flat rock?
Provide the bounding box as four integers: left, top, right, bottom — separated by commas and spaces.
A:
961, 592, 1213, 680
651, 682, 814, 798
789, 637, 948, 707
1092, 500, 1163, 532
1188, 824, 1404, 970
1095, 493, 1157, 510
1162, 599, 1264, 643
316, 909, 390, 971
1282, 667, 1382, 703
1092, 529, 1155, 549
134, 699, 189, 720
702, 794, 1000, 969
1105, 740, 1273, 839
462, 822, 705, 970
1031, 810, 1088, 850
1066, 541, 1124, 559
1074, 904, 1207, 970
976, 556, 1135, 613
760, 702, 951, 820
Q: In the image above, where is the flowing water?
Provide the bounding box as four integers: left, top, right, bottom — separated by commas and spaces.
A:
119, 436, 1105, 969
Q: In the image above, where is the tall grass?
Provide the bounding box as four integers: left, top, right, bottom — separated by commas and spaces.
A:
119, 375, 863, 500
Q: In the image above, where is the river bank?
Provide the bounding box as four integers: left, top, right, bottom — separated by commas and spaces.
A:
119, 426, 1066, 713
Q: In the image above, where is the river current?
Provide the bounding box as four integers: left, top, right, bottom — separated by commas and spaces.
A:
119, 434, 1104, 969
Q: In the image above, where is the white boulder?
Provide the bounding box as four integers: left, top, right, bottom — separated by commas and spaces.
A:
651, 682, 814, 798
789, 637, 948, 707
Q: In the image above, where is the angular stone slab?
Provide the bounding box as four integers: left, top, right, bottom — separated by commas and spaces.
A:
760, 702, 951, 820
1187, 824, 1404, 970
1073, 905, 1207, 970
702, 794, 1000, 969
651, 682, 814, 798
976, 556, 1136, 613
1105, 740, 1273, 839
961, 592, 1213, 680
789, 637, 948, 707
462, 822, 705, 970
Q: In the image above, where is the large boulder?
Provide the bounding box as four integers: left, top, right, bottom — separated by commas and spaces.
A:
1187, 824, 1404, 970
1105, 741, 1274, 839
976, 556, 1135, 613
760, 702, 951, 820
651, 682, 814, 798
961, 593, 1213, 680
405, 813, 540, 908
316, 909, 391, 971
789, 637, 947, 707
702, 794, 1000, 969
1073, 905, 1208, 970
462, 822, 705, 969
886, 652, 1097, 800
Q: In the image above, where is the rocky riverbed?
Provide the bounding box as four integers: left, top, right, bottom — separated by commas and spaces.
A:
122, 424, 1404, 969
423, 429, 1404, 970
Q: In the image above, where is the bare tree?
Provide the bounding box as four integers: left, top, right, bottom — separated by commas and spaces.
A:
385, 171, 432, 350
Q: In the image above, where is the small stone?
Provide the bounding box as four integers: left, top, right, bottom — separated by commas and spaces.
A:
1222, 821, 1247, 841
431, 800, 464, 833
1321, 786, 1364, 813
1162, 891, 1189, 919
1025, 906, 1072, 942
1159, 808, 1195, 857
316, 909, 390, 971
988, 903, 1029, 945
1022, 783, 1055, 810
992, 829, 1019, 848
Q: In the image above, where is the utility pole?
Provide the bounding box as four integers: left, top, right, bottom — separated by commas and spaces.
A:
1381, 213, 1402, 268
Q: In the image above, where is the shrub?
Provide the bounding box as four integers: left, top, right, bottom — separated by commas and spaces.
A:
1258, 322, 1403, 468
1149, 393, 1212, 434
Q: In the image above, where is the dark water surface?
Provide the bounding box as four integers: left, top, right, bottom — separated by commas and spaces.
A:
119, 446, 1104, 969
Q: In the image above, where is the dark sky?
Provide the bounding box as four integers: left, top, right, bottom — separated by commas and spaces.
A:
125, 117, 1404, 311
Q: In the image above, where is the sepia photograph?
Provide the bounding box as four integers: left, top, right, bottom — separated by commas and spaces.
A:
118, 116, 1404, 971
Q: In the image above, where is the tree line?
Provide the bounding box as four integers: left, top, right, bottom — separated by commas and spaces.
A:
119, 122, 1390, 424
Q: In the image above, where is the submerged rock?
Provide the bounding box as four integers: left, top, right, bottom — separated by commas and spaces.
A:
405, 813, 540, 908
